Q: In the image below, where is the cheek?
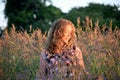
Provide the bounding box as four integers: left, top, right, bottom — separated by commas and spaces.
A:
67, 33, 72, 39
63, 36, 71, 43
66, 36, 71, 40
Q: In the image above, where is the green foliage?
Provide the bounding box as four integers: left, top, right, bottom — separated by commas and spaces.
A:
64, 3, 120, 29
4, 0, 63, 33
3, 1, 120, 33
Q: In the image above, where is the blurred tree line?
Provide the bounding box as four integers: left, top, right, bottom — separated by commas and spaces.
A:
3, 0, 63, 33
2, 0, 120, 33
65, 3, 120, 29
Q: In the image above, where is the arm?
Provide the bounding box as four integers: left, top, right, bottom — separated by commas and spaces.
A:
36, 52, 47, 80
75, 47, 89, 74
76, 47, 85, 69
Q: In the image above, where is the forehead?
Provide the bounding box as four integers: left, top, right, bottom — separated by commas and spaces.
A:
60, 25, 73, 32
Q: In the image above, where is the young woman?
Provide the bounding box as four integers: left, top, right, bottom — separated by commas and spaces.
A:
36, 19, 88, 80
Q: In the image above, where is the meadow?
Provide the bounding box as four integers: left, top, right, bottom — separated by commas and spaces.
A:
0, 17, 120, 80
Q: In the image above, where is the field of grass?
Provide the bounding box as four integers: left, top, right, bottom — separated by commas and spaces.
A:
0, 18, 120, 80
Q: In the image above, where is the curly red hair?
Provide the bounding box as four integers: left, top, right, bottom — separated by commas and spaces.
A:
45, 19, 76, 54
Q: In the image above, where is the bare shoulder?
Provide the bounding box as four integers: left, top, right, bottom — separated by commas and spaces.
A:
74, 46, 82, 54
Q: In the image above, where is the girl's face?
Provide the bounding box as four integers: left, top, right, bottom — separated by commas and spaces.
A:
61, 25, 73, 44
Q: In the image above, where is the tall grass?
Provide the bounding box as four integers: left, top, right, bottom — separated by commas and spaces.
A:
0, 17, 120, 80
0, 25, 45, 80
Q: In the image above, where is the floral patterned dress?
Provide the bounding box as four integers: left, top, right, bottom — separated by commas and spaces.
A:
36, 46, 86, 80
